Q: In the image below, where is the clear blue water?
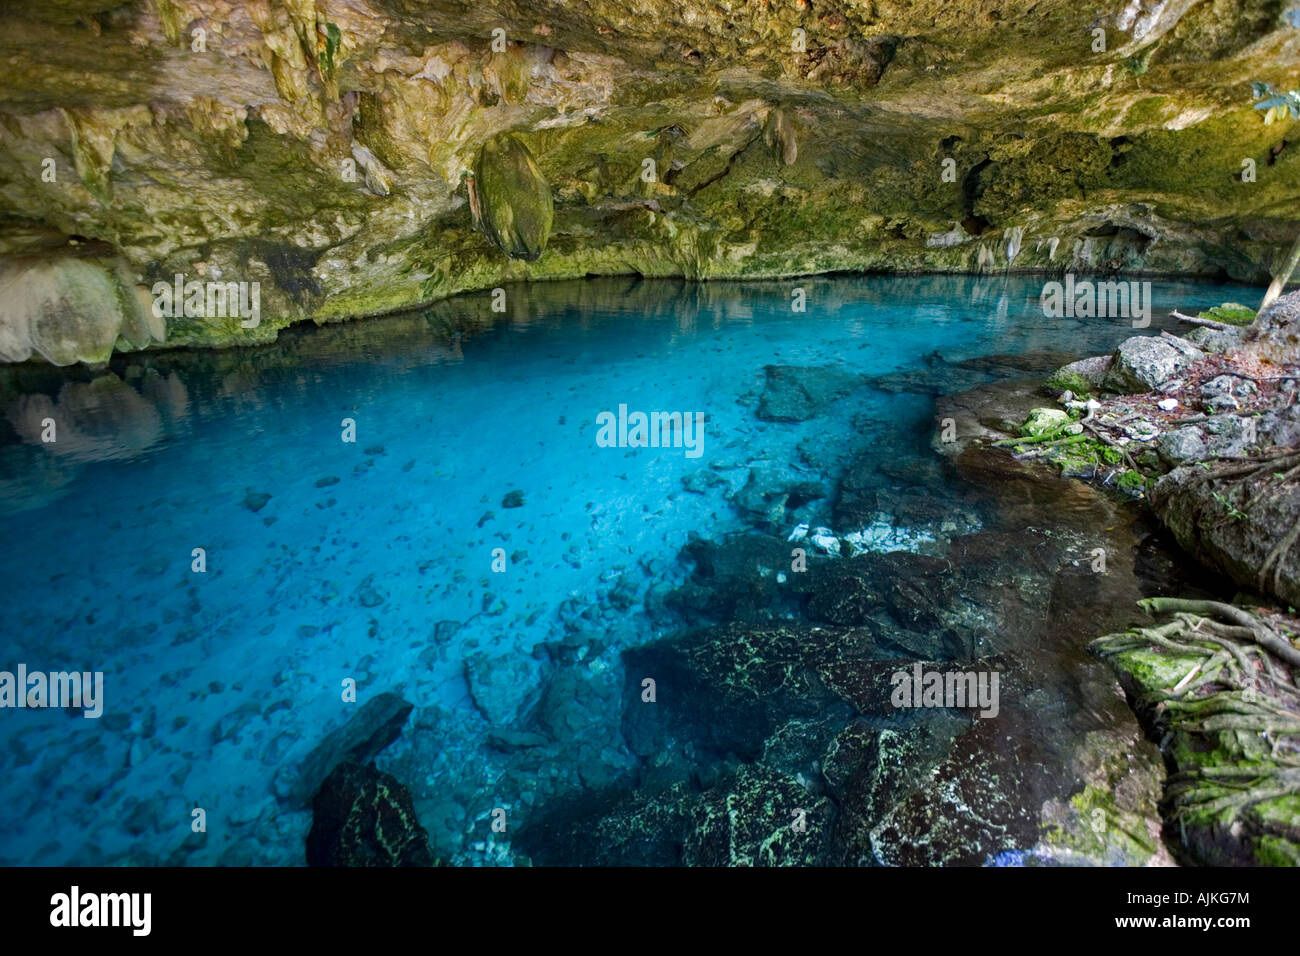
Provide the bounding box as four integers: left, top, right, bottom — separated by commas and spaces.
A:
0, 274, 1246, 865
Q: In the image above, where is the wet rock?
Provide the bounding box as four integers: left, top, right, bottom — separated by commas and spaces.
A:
834, 444, 970, 532
242, 491, 271, 512
806, 550, 957, 636
355, 574, 386, 607
756, 364, 865, 421
287, 692, 414, 808
815, 657, 952, 714
517, 763, 831, 866
758, 714, 845, 780
1151, 456, 1300, 607
1102, 335, 1204, 394
685, 764, 832, 866
933, 378, 1048, 455
952, 350, 1078, 376
515, 783, 698, 866
306, 762, 434, 866
431, 619, 462, 643
666, 533, 813, 624
1031, 728, 1172, 867
681, 468, 728, 493
621, 620, 865, 759
486, 729, 550, 752
501, 489, 525, 508
730, 465, 826, 528
868, 707, 1059, 866
824, 717, 967, 864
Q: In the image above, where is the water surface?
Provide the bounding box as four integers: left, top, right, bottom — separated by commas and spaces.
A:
0, 274, 1244, 864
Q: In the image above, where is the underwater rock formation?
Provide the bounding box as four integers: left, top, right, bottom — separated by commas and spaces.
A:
305, 761, 435, 866
0, 1, 1298, 357
285, 691, 414, 808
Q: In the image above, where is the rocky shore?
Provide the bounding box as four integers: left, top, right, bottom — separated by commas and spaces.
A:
948, 290, 1300, 865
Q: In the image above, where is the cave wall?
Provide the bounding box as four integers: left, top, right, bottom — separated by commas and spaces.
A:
0, 0, 1298, 362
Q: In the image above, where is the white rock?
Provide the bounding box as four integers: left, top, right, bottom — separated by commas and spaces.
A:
809, 529, 841, 556
1157, 398, 1179, 411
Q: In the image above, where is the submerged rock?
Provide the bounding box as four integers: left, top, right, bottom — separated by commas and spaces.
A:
286, 691, 414, 808
464, 650, 543, 727
241, 491, 271, 512
306, 762, 435, 867
756, 365, 865, 422
730, 464, 826, 528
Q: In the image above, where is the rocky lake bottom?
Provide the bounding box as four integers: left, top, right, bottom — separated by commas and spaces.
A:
0, 274, 1252, 866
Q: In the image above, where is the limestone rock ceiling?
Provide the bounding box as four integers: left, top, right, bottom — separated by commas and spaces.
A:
0, 0, 1297, 362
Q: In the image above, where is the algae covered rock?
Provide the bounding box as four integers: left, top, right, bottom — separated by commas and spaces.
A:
756, 364, 866, 421
1019, 407, 1073, 438
472, 134, 554, 262
305, 761, 435, 867
1047, 355, 1111, 393
1091, 600, 1300, 866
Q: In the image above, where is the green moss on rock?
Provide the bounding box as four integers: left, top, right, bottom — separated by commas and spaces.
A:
472, 134, 554, 262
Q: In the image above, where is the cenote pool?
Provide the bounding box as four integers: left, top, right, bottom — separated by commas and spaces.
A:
0, 274, 1245, 866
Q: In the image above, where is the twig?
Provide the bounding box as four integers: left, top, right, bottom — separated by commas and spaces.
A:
1171, 310, 1235, 331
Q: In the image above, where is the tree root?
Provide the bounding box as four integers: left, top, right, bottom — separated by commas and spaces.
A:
1139, 598, 1300, 668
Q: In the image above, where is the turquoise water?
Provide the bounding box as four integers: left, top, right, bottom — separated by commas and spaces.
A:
0, 274, 1244, 865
